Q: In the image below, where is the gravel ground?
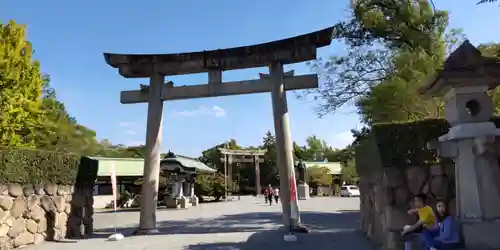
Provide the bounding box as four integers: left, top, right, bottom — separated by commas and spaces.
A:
24, 196, 375, 250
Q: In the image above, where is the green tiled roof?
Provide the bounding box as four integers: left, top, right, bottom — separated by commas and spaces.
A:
90, 157, 145, 177
89, 154, 216, 177
303, 161, 342, 175
161, 154, 216, 174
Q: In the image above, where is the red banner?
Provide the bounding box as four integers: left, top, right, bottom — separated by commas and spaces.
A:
289, 176, 297, 202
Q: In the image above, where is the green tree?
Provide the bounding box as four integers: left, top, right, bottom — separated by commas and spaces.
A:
477, 0, 498, 4
0, 21, 45, 147
341, 159, 358, 184
328, 145, 355, 166
28, 73, 109, 155
198, 138, 241, 172
260, 131, 279, 186
194, 173, 229, 201
293, 142, 307, 160
477, 43, 500, 115
306, 166, 333, 188
306, 0, 459, 124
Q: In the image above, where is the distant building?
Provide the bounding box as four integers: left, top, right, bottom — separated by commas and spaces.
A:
302, 160, 343, 196
302, 161, 342, 175
90, 154, 215, 209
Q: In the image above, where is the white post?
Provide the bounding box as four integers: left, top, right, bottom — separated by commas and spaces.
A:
190, 183, 195, 197
136, 73, 164, 235
224, 150, 228, 202
170, 182, 177, 198
269, 61, 301, 229
178, 181, 184, 198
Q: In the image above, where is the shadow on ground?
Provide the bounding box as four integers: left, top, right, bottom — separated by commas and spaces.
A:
96, 200, 225, 214
94, 211, 358, 236
183, 230, 372, 250
93, 211, 374, 249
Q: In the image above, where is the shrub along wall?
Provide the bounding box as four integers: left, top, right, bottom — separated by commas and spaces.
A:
0, 148, 97, 249
364, 117, 500, 168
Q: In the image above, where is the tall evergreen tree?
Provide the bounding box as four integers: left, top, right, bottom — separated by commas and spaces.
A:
0, 21, 45, 147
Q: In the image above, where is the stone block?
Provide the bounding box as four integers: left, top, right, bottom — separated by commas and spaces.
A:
462, 221, 500, 249
0, 196, 13, 211
393, 187, 410, 207
382, 168, 404, 188
8, 184, 23, 198
23, 185, 34, 197
384, 206, 411, 232
33, 184, 45, 196
405, 166, 428, 195
27, 195, 40, 210
190, 196, 199, 206
40, 195, 55, 212
14, 232, 34, 247
430, 175, 447, 199
10, 196, 26, 218
297, 183, 310, 200
429, 164, 443, 176
165, 197, 180, 209
380, 188, 394, 206
442, 161, 455, 178
0, 185, 8, 196
179, 197, 190, 209
448, 198, 456, 216
8, 218, 25, 238
26, 219, 38, 234
0, 182, 94, 248
52, 196, 66, 213
44, 184, 57, 196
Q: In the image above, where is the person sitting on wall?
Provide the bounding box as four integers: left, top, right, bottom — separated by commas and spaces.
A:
431, 199, 463, 250
403, 199, 424, 250
402, 194, 439, 250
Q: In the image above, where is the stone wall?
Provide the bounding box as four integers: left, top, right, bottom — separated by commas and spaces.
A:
0, 183, 93, 249
358, 162, 456, 250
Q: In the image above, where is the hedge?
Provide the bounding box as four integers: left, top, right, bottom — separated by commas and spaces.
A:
359, 117, 500, 168
0, 147, 98, 185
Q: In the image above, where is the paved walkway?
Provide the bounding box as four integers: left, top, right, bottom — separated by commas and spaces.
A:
25, 196, 375, 250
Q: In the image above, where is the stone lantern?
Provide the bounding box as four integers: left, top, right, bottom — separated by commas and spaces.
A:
421, 40, 500, 249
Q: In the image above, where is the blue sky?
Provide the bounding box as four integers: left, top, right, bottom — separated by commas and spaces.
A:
1, 0, 499, 157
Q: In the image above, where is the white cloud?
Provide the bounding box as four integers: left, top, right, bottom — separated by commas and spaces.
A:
124, 129, 137, 135
174, 105, 226, 118
327, 131, 354, 149
119, 122, 139, 137
212, 105, 226, 117
119, 122, 134, 127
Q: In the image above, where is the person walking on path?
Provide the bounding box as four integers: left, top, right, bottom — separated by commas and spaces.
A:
263, 188, 269, 204
273, 187, 280, 204
267, 185, 274, 206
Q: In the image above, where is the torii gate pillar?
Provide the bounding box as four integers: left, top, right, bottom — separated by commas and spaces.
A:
267, 62, 301, 228
136, 73, 164, 234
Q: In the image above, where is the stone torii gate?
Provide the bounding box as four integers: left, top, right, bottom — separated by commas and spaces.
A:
103, 27, 334, 234
219, 148, 266, 198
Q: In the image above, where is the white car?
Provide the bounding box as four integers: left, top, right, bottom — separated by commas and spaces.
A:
340, 185, 360, 197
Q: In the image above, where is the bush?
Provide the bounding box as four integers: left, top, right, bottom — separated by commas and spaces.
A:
306, 166, 333, 188
358, 117, 500, 168
194, 173, 230, 201
371, 118, 450, 167
0, 147, 98, 185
